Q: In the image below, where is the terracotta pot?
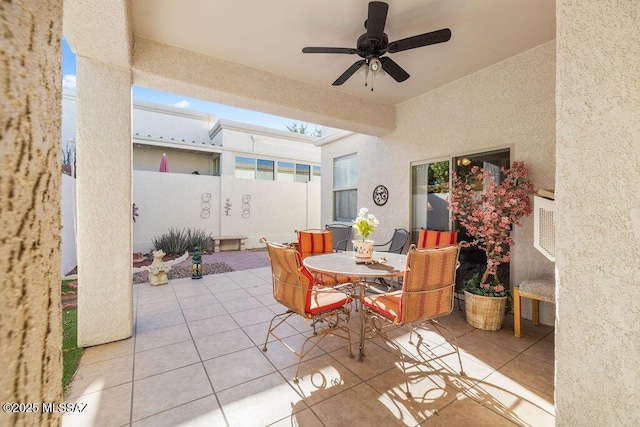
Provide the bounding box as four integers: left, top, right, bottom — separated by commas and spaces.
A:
464, 290, 507, 331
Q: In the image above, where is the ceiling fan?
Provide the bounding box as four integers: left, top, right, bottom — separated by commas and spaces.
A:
302, 1, 451, 89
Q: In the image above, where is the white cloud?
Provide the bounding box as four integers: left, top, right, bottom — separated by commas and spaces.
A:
62, 74, 76, 90
172, 100, 190, 108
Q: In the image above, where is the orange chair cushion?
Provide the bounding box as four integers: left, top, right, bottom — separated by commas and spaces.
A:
365, 246, 459, 324
272, 248, 311, 314
401, 288, 453, 323
308, 288, 352, 316
417, 229, 458, 249
363, 292, 402, 322
297, 231, 333, 259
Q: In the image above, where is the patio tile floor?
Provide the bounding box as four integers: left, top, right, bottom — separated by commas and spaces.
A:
64, 267, 555, 426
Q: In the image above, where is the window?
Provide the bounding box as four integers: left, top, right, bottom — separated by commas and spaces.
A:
312, 165, 321, 182
277, 161, 294, 182
333, 153, 357, 221
295, 163, 310, 183
235, 158, 314, 183
235, 156, 255, 179
257, 159, 274, 180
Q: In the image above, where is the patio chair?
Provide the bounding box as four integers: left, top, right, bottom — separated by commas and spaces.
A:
261, 239, 353, 383
373, 228, 410, 254
325, 223, 353, 252
416, 228, 458, 249
363, 244, 464, 397
296, 230, 352, 287
373, 228, 410, 290
417, 229, 463, 309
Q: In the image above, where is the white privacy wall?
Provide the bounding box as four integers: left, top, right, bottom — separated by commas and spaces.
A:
133, 171, 320, 252
555, 2, 640, 425
60, 174, 77, 276
321, 42, 557, 324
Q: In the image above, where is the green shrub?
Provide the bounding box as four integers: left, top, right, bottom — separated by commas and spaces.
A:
152, 227, 213, 255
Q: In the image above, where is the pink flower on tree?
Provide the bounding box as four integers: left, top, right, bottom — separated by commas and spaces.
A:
449, 161, 536, 286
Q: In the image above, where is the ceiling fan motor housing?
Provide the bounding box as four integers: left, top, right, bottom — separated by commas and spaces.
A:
357, 33, 389, 57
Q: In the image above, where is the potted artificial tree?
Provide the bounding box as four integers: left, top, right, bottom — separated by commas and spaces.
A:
449, 161, 536, 330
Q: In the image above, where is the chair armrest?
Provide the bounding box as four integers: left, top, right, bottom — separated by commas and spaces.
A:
373, 238, 393, 250
335, 238, 349, 252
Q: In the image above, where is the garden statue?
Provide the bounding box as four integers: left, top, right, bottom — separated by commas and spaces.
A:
148, 249, 171, 286
192, 246, 203, 279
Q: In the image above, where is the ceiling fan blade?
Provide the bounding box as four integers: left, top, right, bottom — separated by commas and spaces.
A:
302, 47, 359, 54
332, 60, 366, 86
380, 57, 410, 82
366, 1, 389, 42
387, 28, 451, 53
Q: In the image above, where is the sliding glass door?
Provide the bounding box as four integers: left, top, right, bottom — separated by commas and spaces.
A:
410, 159, 450, 244
453, 148, 511, 289
411, 148, 511, 290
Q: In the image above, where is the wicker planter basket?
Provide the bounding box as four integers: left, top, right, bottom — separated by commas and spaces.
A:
464, 291, 507, 331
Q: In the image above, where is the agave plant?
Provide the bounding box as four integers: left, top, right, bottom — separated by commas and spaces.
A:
152, 227, 213, 255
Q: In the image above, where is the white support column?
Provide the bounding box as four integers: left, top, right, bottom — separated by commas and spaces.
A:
76, 56, 133, 346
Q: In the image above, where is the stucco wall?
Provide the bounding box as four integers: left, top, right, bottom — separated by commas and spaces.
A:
76, 56, 133, 347
133, 171, 320, 252
322, 42, 556, 324
556, 2, 640, 425
0, 1, 63, 424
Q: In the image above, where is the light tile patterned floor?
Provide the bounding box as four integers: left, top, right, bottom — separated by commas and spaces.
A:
64, 268, 555, 426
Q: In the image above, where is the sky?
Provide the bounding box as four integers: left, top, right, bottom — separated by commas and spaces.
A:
62, 38, 318, 133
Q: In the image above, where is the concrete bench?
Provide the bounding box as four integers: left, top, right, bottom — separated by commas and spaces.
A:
212, 236, 247, 253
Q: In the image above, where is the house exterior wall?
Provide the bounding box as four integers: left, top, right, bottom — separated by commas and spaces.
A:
132, 171, 319, 252
211, 119, 321, 176
0, 1, 63, 424
62, 90, 78, 148
133, 145, 217, 175
213, 120, 319, 161
132, 100, 215, 144
556, 2, 640, 425
321, 42, 556, 324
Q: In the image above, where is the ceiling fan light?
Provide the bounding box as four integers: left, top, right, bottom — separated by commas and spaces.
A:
357, 63, 369, 78
369, 57, 382, 72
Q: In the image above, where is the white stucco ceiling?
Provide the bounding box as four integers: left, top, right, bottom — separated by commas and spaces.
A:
131, 0, 556, 106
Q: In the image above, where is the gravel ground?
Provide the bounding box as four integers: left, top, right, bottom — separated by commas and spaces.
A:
133, 262, 234, 284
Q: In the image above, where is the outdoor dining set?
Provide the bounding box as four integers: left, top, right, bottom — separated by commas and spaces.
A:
259, 226, 464, 398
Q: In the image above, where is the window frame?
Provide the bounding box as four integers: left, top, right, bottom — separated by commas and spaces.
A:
333, 153, 358, 222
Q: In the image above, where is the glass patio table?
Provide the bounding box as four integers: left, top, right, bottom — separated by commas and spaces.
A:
303, 251, 407, 361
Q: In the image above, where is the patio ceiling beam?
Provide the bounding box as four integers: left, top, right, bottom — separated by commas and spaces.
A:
132, 37, 396, 137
